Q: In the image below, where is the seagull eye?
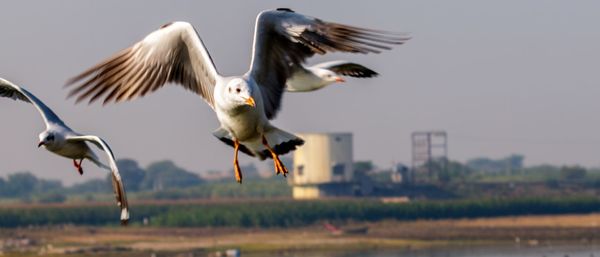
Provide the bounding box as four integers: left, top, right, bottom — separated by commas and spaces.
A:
47, 135, 55, 141
236, 88, 241, 93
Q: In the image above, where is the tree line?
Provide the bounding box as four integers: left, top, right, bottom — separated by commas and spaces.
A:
0, 159, 204, 202
0, 159, 292, 203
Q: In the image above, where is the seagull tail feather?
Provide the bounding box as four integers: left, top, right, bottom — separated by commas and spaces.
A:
213, 127, 257, 158
259, 127, 304, 159
212, 127, 304, 160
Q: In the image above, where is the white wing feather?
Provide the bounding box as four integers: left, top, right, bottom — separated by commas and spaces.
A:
0, 78, 69, 129
67, 135, 129, 224
66, 22, 221, 108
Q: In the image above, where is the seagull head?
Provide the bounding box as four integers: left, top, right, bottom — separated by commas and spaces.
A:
226, 78, 255, 108
38, 131, 56, 148
316, 68, 345, 86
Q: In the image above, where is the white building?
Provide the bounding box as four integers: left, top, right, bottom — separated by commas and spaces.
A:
292, 133, 354, 199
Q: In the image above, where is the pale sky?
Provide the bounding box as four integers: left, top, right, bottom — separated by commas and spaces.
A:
1, 1, 599, 184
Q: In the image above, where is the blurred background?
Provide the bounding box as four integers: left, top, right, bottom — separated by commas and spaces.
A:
0, 1, 599, 257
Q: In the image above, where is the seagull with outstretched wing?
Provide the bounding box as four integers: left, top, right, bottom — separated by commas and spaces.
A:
0, 78, 129, 225
286, 60, 379, 92
66, 8, 409, 183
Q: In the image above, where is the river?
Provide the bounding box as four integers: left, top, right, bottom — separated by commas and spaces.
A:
245, 244, 599, 257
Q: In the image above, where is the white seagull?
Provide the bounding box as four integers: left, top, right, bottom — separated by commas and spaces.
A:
66, 8, 408, 183
286, 61, 378, 92
0, 78, 129, 224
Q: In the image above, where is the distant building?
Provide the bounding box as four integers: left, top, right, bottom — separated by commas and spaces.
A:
292, 133, 354, 199
391, 163, 410, 184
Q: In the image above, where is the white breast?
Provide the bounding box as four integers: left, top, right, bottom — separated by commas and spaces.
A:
48, 140, 89, 159
286, 71, 325, 92
214, 79, 266, 142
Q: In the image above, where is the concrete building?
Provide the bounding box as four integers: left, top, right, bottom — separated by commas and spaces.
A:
292, 133, 354, 199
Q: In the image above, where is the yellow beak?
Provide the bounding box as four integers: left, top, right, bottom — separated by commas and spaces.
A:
245, 97, 256, 107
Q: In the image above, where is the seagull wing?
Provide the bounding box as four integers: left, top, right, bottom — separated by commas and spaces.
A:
314, 60, 378, 78
66, 22, 221, 108
66, 135, 129, 225
0, 78, 68, 129
248, 8, 409, 119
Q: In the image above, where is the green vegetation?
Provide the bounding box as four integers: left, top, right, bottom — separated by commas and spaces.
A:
137, 177, 290, 200
0, 197, 598, 228
2, 155, 600, 205
150, 197, 600, 227
467, 154, 524, 173
139, 160, 204, 191
0, 159, 206, 203
0, 172, 63, 202
2, 155, 600, 229
0, 158, 293, 204
411, 155, 600, 186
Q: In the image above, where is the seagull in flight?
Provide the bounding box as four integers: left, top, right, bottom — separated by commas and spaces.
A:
0, 78, 129, 225
66, 8, 408, 183
286, 61, 378, 92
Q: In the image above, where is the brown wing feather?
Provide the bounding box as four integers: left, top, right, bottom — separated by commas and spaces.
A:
66, 22, 219, 108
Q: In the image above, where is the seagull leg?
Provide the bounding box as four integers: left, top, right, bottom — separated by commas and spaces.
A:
262, 136, 288, 177
233, 139, 243, 184
78, 159, 84, 175
73, 159, 84, 175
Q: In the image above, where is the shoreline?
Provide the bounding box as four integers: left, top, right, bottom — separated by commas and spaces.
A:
1, 213, 599, 256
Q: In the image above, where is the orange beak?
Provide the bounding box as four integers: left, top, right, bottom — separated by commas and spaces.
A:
245, 97, 256, 107
335, 77, 345, 83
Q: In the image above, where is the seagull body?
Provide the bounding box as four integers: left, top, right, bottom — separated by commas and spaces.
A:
0, 78, 129, 224
212, 77, 302, 161
286, 61, 378, 92
66, 8, 408, 183
41, 130, 98, 162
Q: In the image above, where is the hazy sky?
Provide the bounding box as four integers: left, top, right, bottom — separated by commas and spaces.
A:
1, 1, 599, 184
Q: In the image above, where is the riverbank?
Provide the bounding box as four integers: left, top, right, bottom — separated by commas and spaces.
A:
1, 213, 598, 256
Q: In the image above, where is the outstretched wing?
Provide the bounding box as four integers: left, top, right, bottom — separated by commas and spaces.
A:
248, 8, 409, 119
66, 135, 129, 225
66, 22, 221, 108
314, 60, 378, 78
0, 78, 68, 129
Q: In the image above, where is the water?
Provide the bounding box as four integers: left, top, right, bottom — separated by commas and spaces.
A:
24, 243, 600, 257
245, 244, 600, 257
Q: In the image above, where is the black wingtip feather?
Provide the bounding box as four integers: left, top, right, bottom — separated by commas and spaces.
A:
217, 136, 304, 161
276, 8, 294, 12
260, 138, 304, 159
